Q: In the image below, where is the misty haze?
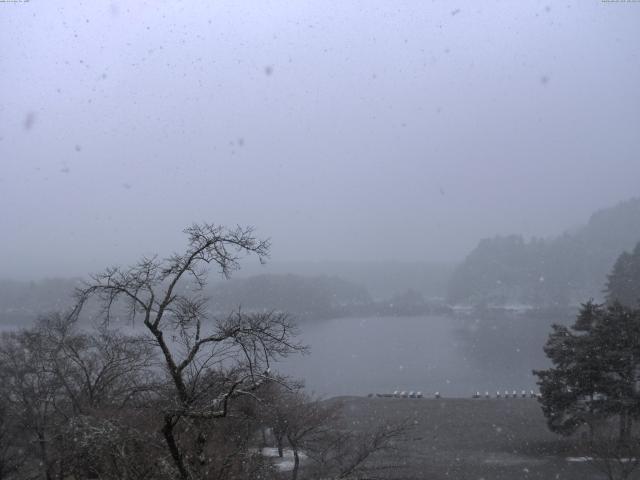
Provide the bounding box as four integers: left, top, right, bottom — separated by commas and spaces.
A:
1, 2, 640, 480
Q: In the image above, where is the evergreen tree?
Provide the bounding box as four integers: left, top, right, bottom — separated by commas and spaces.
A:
534, 302, 606, 436
605, 241, 640, 307
534, 301, 640, 442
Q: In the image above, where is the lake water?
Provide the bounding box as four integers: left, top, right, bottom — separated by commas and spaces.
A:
274, 314, 552, 398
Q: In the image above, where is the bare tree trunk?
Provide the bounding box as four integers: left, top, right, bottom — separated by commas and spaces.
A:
620, 410, 631, 445
36, 432, 52, 480
588, 397, 595, 443
276, 434, 284, 458
290, 443, 300, 480
261, 427, 267, 448
162, 416, 190, 480
196, 429, 207, 466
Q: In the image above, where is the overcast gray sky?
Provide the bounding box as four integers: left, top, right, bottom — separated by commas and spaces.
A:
1, 1, 639, 279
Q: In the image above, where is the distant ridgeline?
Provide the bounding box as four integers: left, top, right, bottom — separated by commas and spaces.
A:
0, 271, 453, 327
447, 198, 640, 307
208, 274, 372, 321
208, 274, 452, 321
0, 278, 81, 327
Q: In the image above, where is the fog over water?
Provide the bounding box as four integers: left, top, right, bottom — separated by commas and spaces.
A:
2, 1, 640, 279
276, 315, 546, 398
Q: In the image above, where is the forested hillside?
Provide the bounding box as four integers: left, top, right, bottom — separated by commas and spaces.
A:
447, 198, 640, 306
208, 274, 372, 321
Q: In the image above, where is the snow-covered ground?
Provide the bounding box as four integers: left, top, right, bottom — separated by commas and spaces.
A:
258, 447, 308, 472
567, 456, 638, 463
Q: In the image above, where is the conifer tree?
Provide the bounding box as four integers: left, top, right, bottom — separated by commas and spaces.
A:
535, 301, 640, 442
605, 242, 640, 307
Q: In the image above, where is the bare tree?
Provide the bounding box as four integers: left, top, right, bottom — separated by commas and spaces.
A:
305, 414, 414, 480
260, 385, 414, 480
0, 326, 66, 479
63, 407, 177, 480
0, 397, 24, 480
262, 386, 341, 480
75, 223, 306, 480
258, 379, 305, 458
0, 310, 161, 480
36, 312, 158, 413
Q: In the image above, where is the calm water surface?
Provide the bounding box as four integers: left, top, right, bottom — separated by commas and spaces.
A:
275, 315, 549, 398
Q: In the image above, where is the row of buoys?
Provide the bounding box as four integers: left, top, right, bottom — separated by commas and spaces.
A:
370, 391, 424, 398
473, 390, 540, 399
368, 390, 541, 399
370, 391, 442, 399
